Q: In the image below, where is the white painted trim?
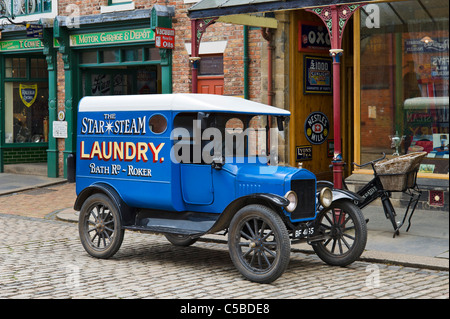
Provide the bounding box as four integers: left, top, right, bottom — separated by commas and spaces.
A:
100, 2, 135, 14
185, 41, 228, 55
0, 0, 58, 24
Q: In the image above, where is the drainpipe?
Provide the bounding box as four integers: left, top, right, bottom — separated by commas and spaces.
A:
261, 27, 274, 106
243, 25, 249, 100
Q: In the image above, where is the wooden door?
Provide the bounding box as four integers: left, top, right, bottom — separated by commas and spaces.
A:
198, 76, 224, 95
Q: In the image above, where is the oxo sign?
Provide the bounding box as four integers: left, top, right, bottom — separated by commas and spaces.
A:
155, 27, 175, 49
298, 21, 331, 53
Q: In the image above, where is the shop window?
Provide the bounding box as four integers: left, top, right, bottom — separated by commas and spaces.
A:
3, 57, 49, 144
359, 0, 449, 174
1, 0, 52, 17
5, 58, 27, 78
80, 46, 160, 65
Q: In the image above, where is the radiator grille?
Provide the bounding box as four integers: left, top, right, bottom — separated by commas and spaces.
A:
290, 179, 316, 220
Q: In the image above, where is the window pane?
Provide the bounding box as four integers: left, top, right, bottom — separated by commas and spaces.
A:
123, 48, 142, 62
199, 55, 224, 76
4, 81, 49, 143
147, 47, 161, 61
103, 49, 120, 63
360, 0, 449, 174
30, 58, 48, 79
81, 51, 97, 64
5, 58, 27, 78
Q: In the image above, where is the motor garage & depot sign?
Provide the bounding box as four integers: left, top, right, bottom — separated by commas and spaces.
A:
304, 112, 329, 145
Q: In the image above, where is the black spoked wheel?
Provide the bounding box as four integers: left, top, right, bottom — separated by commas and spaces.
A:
228, 205, 290, 284
312, 200, 367, 266
79, 194, 124, 259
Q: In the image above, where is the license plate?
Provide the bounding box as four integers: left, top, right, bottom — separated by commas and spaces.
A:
293, 226, 314, 239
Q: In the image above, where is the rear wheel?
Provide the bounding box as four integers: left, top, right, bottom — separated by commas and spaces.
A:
228, 205, 290, 284
79, 193, 124, 259
312, 200, 367, 266
164, 234, 198, 247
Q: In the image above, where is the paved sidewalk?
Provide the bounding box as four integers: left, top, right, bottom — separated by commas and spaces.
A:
0, 173, 448, 271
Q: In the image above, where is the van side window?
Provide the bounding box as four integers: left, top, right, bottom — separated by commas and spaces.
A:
172, 113, 198, 164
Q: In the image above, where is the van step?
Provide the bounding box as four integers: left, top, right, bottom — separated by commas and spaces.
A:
124, 210, 220, 236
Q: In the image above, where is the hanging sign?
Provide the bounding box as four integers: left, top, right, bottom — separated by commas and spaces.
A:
304, 55, 332, 94
26, 24, 44, 39
19, 84, 38, 107
304, 111, 329, 145
155, 27, 175, 49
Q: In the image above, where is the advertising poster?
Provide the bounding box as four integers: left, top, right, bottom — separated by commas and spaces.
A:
304, 56, 332, 94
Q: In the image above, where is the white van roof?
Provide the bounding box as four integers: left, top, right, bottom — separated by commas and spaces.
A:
78, 94, 290, 116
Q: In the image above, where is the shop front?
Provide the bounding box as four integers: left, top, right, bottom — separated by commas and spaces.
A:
55, 14, 171, 178
357, 0, 448, 177
188, 0, 448, 208
0, 37, 51, 174
1, 7, 173, 178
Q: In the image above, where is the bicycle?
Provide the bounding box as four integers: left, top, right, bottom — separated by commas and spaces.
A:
341, 152, 427, 237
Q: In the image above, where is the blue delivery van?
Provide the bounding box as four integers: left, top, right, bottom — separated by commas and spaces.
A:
74, 93, 366, 283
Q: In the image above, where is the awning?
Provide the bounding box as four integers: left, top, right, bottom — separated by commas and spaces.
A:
188, 0, 373, 19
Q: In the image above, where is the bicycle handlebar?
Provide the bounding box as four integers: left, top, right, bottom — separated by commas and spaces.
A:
352, 153, 386, 168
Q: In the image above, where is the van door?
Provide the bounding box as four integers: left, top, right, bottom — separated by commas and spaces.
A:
180, 164, 214, 205
173, 113, 214, 205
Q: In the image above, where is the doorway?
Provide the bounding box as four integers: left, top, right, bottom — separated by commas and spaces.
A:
197, 54, 224, 95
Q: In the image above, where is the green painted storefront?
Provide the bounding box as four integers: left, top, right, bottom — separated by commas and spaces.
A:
0, 8, 174, 178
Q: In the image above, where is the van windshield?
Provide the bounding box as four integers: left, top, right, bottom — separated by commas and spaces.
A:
172, 113, 288, 165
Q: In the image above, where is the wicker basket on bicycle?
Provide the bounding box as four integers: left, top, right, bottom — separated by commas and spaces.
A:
373, 152, 427, 192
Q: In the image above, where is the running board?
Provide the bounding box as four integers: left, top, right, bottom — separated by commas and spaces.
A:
124, 210, 220, 237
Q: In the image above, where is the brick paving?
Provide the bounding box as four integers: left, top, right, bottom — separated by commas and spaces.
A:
0, 213, 448, 300
0, 183, 75, 219
0, 183, 448, 300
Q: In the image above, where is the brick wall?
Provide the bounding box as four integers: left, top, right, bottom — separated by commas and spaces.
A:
3, 147, 47, 164
56, 0, 263, 97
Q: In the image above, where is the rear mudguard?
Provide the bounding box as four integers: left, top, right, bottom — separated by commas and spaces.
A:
74, 182, 135, 226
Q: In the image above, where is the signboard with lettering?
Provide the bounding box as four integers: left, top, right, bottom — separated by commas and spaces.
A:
53, 121, 68, 139
69, 28, 155, 47
155, 27, 175, 49
296, 145, 313, 161
304, 111, 330, 145
304, 55, 332, 94
298, 21, 331, 53
405, 38, 449, 53
0, 38, 44, 52
26, 24, 43, 39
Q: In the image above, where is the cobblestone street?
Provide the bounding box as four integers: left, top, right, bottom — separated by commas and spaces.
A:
0, 214, 448, 301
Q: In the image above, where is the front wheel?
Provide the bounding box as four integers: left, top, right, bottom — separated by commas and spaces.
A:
228, 205, 290, 284
312, 200, 367, 266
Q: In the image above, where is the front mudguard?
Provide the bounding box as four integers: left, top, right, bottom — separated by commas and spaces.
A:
207, 193, 289, 234
316, 187, 364, 212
